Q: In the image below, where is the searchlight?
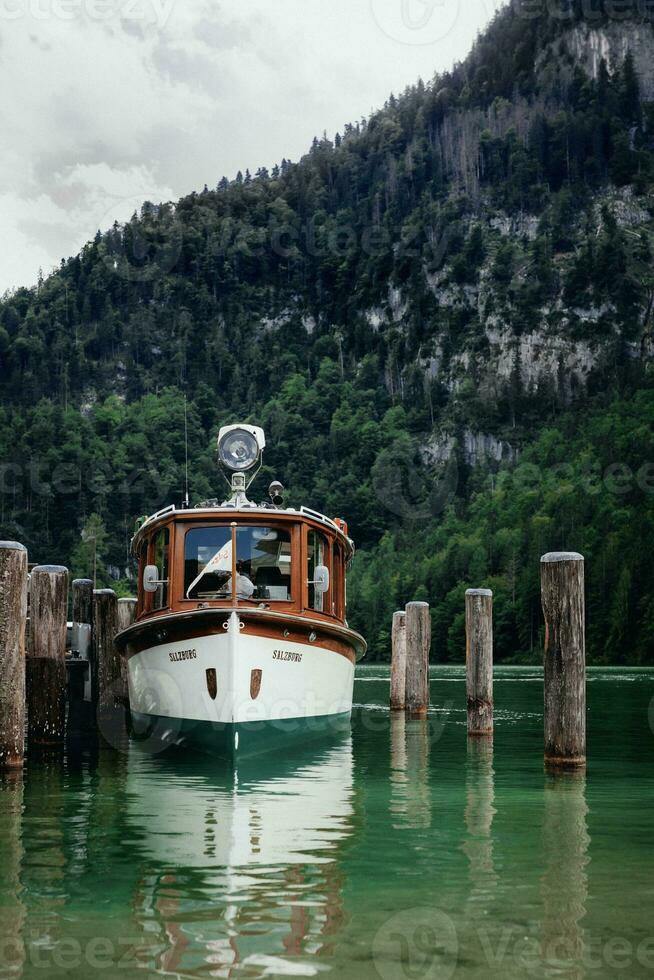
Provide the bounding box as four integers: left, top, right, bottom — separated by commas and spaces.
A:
217, 424, 266, 507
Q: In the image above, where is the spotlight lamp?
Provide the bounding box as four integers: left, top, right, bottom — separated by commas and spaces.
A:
217, 425, 266, 473
217, 424, 266, 507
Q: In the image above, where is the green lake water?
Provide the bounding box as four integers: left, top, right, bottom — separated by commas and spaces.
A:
1, 665, 653, 979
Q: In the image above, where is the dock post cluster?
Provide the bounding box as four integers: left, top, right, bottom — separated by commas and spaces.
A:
391, 601, 431, 717
389, 550, 587, 767
0, 546, 129, 769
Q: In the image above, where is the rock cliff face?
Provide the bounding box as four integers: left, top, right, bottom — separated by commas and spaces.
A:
368, 176, 653, 407
422, 429, 517, 467
565, 21, 654, 99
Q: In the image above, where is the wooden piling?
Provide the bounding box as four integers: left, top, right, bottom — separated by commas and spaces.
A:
466, 589, 493, 737
390, 610, 407, 711
93, 589, 120, 722
117, 597, 137, 633
72, 578, 93, 678
116, 598, 136, 706
72, 579, 93, 644
0, 543, 28, 769
27, 565, 69, 746
404, 602, 431, 718
541, 552, 586, 769
68, 579, 94, 737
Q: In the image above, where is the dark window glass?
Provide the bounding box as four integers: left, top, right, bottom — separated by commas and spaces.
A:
184, 526, 232, 600
153, 528, 169, 610
236, 527, 292, 601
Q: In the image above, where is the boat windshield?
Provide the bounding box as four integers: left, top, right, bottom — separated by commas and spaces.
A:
236, 526, 292, 601
185, 526, 232, 599
184, 525, 292, 601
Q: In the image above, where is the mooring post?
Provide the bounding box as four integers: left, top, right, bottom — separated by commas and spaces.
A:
93, 589, 120, 724
0, 543, 28, 769
390, 610, 407, 711
405, 602, 431, 718
72, 578, 93, 689
72, 579, 93, 650
466, 589, 493, 737
68, 579, 94, 737
116, 598, 136, 706
117, 597, 137, 633
541, 553, 586, 769
27, 565, 69, 746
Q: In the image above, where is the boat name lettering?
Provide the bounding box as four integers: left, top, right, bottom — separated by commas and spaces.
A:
169, 649, 197, 663
273, 649, 303, 663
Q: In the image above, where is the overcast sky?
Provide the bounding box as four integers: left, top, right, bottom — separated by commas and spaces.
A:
0, 0, 504, 293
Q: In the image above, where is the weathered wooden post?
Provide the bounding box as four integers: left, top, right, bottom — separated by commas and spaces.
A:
27, 565, 68, 746
68, 578, 94, 737
466, 588, 493, 737
116, 598, 136, 706
72, 579, 93, 653
117, 597, 137, 633
93, 589, 119, 723
390, 610, 407, 711
541, 552, 586, 769
405, 602, 431, 718
0, 543, 28, 769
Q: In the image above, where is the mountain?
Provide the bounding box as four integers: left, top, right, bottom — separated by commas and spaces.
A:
2, 1, 654, 662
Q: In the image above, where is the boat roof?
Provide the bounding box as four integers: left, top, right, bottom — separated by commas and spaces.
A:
131, 503, 354, 557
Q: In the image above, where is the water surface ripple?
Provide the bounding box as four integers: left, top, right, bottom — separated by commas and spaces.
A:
0, 665, 652, 979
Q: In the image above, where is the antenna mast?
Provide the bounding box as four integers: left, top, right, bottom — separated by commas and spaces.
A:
184, 395, 190, 508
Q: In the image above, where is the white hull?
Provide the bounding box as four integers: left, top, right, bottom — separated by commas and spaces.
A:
127, 612, 355, 756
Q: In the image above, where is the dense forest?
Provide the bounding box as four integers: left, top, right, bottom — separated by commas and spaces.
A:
2, 1, 654, 661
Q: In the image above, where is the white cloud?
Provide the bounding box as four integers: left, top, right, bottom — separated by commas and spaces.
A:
0, 0, 503, 292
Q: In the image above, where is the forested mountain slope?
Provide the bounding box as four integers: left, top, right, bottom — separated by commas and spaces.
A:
2, 1, 654, 661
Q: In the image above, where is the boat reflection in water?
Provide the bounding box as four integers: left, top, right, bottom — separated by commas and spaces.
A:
126, 737, 355, 977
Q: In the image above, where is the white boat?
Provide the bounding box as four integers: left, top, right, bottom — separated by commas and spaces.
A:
115, 424, 366, 761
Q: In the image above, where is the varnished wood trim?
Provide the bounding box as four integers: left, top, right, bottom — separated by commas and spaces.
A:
134, 509, 354, 561
116, 606, 364, 663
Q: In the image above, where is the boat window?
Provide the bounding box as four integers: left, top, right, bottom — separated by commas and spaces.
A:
308, 530, 330, 613
185, 526, 232, 600
236, 526, 292, 601
153, 528, 170, 610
